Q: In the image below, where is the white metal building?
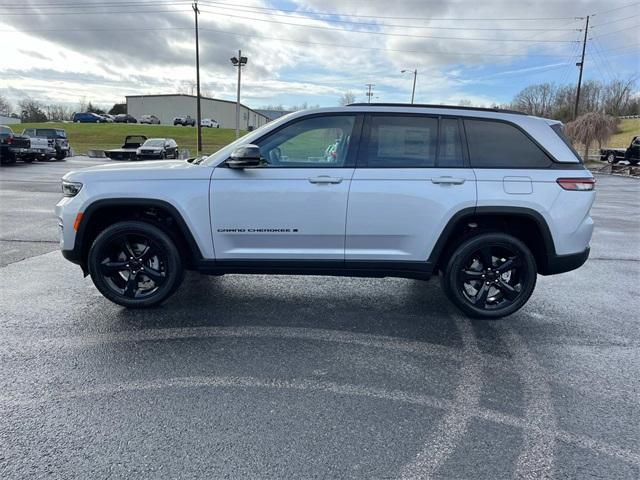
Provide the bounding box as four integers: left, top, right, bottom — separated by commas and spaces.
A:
126, 94, 270, 129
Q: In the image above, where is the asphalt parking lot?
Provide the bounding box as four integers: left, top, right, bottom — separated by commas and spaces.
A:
1, 159, 639, 479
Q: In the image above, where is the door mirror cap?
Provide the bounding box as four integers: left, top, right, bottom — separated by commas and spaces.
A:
227, 144, 263, 168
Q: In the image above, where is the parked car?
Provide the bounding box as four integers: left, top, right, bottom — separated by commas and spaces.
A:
104, 135, 147, 160
73, 112, 106, 123
114, 114, 138, 124
139, 115, 161, 125
57, 104, 595, 318
136, 138, 179, 160
600, 136, 640, 165
22, 128, 70, 160
1, 125, 33, 164
173, 115, 195, 126
99, 114, 114, 123
201, 118, 219, 128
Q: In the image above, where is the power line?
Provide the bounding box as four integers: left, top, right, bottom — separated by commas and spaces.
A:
590, 13, 640, 28
1, 0, 584, 22
590, 23, 639, 38
196, 7, 580, 43
590, 2, 640, 17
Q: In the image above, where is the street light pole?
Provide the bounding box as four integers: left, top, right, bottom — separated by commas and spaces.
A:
230, 50, 247, 139
402, 69, 417, 104
192, 1, 202, 153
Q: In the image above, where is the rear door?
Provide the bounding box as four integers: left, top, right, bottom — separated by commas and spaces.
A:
346, 114, 477, 262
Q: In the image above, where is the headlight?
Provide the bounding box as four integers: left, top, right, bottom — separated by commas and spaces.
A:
62, 180, 83, 197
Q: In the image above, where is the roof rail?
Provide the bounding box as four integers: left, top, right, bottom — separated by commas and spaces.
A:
346, 103, 526, 115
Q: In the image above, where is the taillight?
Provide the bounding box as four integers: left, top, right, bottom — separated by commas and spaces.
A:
556, 177, 596, 191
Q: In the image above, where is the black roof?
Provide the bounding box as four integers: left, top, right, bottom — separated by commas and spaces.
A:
347, 103, 525, 115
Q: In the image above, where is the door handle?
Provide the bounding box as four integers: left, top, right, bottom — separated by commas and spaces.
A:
308, 176, 343, 184
431, 176, 466, 185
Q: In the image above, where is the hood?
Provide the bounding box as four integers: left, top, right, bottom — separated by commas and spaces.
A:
63, 159, 212, 183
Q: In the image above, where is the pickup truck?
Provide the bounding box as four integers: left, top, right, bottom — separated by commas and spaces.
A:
600, 136, 640, 165
1, 125, 32, 164
22, 128, 70, 160
104, 135, 147, 161
23, 135, 56, 161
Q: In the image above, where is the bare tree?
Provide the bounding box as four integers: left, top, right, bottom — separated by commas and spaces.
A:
512, 83, 556, 117
0, 95, 11, 116
458, 99, 473, 107
564, 112, 618, 160
77, 96, 88, 113
339, 91, 356, 106
43, 103, 73, 121
603, 77, 637, 117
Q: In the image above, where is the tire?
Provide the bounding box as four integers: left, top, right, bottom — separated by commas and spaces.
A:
607, 152, 617, 164
441, 232, 537, 319
160, 152, 166, 160
88, 221, 184, 308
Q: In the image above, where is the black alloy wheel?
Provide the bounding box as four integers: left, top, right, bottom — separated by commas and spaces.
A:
442, 233, 537, 319
88, 221, 184, 308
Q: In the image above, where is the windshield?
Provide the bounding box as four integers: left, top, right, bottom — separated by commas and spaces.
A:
143, 139, 165, 147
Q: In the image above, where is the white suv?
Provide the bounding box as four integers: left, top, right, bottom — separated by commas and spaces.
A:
56, 104, 595, 318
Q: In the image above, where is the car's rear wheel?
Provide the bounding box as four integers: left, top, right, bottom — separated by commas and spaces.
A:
88, 221, 184, 308
607, 152, 617, 164
441, 233, 537, 319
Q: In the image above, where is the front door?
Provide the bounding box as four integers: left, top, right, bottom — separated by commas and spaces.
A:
211, 114, 361, 260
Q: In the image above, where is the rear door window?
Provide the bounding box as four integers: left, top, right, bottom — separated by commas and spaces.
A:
362, 115, 438, 167
464, 119, 551, 168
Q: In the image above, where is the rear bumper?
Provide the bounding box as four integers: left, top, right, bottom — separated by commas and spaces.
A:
541, 247, 590, 275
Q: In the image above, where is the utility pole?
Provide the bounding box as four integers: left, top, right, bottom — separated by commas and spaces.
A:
402, 69, 417, 104
366, 84, 375, 103
230, 51, 248, 139
192, 1, 202, 153
574, 15, 589, 119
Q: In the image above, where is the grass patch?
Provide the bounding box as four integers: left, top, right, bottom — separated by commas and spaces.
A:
609, 118, 640, 147
14, 122, 245, 155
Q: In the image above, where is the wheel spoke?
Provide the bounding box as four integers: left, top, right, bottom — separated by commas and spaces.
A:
461, 269, 483, 281
141, 266, 165, 285
497, 256, 521, 273
100, 261, 127, 275
118, 237, 136, 259
479, 247, 494, 269
496, 280, 519, 301
137, 243, 154, 262
123, 272, 138, 298
472, 283, 490, 306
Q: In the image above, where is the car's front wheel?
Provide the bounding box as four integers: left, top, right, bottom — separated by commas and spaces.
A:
88, 221, 184, 308
441, 233, 537, 319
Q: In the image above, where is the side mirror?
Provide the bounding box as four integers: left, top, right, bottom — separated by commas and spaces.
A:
226, 144, 263, 169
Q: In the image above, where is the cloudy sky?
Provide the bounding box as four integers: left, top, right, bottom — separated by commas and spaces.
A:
1, 0, 638, 111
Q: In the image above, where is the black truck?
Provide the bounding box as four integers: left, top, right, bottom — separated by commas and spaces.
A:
1, 125, 33, 164
600, 136, 640, 165
104, 135, 147, 160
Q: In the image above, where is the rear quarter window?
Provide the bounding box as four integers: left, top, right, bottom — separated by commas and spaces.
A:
464, 119, 552, 168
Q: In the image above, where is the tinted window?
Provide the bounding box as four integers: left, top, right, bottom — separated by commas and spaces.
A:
438, 118, 464, 167
465, 119, 551, 168
364, 115, 437, 167
257, 115, 356, 167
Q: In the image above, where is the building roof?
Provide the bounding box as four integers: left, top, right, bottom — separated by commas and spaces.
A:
125, 94, 268, 119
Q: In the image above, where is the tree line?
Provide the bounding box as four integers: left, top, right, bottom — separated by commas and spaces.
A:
509, 77, 638, 122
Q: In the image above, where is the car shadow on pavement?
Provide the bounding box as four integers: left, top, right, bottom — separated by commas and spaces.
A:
111, 271, 476, 350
